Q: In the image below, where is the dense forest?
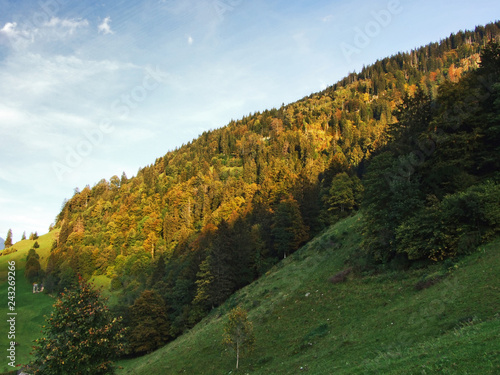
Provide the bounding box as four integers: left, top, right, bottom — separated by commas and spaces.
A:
40, 22, 500, 355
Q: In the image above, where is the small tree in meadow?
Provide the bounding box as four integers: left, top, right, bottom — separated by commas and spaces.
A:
222, 306, 255, 370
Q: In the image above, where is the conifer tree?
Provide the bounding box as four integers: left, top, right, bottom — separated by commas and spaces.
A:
271, 197, 309, 259
4, 229, 12, 248
25, 248, 41, 283
128, 290, 169, 355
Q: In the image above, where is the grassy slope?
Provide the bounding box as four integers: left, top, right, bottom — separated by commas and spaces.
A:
118, 215, 500, 374
0, 231, 58, 373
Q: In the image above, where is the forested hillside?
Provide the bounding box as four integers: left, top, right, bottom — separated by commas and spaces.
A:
42, 22, 500, 354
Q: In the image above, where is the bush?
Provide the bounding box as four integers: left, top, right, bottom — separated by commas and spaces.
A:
396, 181, 500, 261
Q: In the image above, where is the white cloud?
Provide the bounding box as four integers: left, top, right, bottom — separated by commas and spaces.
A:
98, 17, 114, 35
0, 22, 19, 38
0, 22, 33, 48
0, 17, 89, 50
44, 17, 89, 35
188, 35, 194, 45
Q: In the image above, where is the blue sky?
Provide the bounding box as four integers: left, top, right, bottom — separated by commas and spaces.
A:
0, 0, 499, 242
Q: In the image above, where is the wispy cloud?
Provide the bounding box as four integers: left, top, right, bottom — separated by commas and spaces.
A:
0, 16, 89, 51
98, 16, 114, 35
187, 35, 194, 45
0, 22, 33, 48
44, 17, 89, 35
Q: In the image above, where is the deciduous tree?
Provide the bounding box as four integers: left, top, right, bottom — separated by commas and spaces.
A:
30, 278, 125, 375
222, 306, 255, 370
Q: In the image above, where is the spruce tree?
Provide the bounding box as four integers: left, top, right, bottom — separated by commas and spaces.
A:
4, 229, 12, 248
128, 290, 169, 355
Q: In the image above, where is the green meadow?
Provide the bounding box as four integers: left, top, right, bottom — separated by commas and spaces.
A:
117, 215, 500, 374
0, 218, 499, 374
0, 231, 57, 373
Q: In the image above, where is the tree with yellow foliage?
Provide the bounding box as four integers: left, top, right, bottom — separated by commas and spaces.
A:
222, 306, 255, 370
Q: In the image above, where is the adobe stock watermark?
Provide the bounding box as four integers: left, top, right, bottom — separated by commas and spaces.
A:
52, 66, 168, 181
2, 0, 65, 49
212, 0, 243, 21
21, 0, 67, 29
341, 0, 403, 63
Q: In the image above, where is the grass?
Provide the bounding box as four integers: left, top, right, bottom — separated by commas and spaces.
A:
0, 217, 498, 374
90, 274, 119, 306
117, 215, 500, 374
0, 231, 58, 373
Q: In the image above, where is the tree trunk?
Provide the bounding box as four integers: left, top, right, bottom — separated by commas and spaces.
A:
236, 341, 239, 369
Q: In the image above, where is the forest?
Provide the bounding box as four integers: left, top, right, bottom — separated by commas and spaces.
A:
31, 22, 500, 356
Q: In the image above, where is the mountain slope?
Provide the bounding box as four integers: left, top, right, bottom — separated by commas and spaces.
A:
117, 215, 500, 374
13, 21, 498, 368
41, 23, 500, 343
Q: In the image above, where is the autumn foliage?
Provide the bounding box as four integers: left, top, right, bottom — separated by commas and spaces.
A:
37, 23, 500, 352
30, 278, 125, 375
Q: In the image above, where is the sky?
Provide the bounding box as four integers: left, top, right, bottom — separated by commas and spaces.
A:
0, 0, 499, 243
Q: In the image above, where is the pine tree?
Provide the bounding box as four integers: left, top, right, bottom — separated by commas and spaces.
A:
25, 248, 41, 283
21, 231, 26, 241
4, 229, 12, 248
271, 197, 309, 259
30, 278, 125, 375
128, 290, 170, 355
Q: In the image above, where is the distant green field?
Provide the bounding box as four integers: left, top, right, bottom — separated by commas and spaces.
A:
117, 215, 500, 374
0, 231, 57, 373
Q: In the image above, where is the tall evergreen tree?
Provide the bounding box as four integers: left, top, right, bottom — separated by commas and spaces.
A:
25, 248, 41, 283
4, 229, 12, 248
128, 290, 170, 355
271, 197, 309, 259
